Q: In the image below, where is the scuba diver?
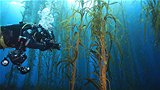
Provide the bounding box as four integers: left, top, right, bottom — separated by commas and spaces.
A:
0, 22, 61, 74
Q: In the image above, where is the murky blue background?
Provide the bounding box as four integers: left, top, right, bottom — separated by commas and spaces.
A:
0, 0, 160, 90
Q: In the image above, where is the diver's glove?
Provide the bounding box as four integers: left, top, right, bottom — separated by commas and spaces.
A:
52, 43, 61, 50
43, 39, 61, 50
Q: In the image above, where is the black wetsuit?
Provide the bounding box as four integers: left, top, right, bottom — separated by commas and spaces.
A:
1, 23, 26, 48
0, 23, 60, 74
0, 23, 60, 51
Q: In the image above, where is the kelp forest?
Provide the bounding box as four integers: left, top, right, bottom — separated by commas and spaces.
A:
0, 0, 160, 90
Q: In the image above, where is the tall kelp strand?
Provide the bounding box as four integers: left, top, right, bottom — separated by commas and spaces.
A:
143, 0, 160, 47
86, 0, 122, 90
31, 0, 138, 89
60, 0, 87, 89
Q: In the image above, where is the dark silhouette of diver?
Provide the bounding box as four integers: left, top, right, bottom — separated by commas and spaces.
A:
0, 22, 61, 74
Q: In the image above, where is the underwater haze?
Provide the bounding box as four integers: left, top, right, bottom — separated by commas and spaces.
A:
0, 0, 160, 90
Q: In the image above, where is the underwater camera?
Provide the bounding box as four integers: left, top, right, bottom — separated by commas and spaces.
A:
8, 50, 27, 66
1, 49, 30, 74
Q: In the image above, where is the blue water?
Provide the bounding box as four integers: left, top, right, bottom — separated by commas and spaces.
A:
0, 0, 160, 90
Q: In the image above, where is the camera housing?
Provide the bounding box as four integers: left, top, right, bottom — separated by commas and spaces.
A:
8, 50, 27, 66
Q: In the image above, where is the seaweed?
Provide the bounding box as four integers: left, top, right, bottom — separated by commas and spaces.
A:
86, 0, 124, 90
142, 0, 160, 46
1, 0, 127, 89
59, 0, 124, 90
35, 51, 43, 90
